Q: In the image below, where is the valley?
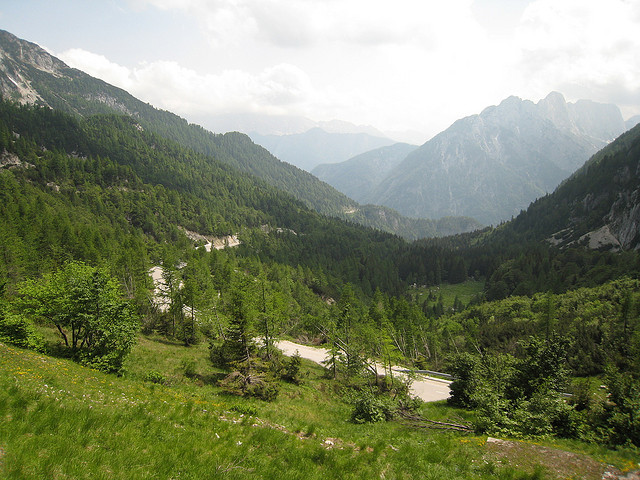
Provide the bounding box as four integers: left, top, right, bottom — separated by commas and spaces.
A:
0, 26, 639, 480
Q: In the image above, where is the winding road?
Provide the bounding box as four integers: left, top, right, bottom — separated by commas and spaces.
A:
275, 340, 451, 402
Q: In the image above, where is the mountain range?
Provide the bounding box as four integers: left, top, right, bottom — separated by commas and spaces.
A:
627, 115, 640, 130
249, 128, 395, 172
312, 142, 417, 201
315, 92, 630, 225
1, 25, 640, 472
0, 29, 475, 240
188, 112, 388, 137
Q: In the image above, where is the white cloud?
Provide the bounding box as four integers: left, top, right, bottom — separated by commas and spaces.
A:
58, 48, 317, 117
60, 0, 513, 135
514, 0, 640, 109
59, 49, 134, 91
136, 0, 472, 49
61, 0, 640, 135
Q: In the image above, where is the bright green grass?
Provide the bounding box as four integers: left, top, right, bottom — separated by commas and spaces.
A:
410, 280, 485, 310
1, 337, 636, 479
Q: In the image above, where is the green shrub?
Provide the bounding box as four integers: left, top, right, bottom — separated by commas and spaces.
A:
602, 367, 640, 447
377, 374, 411, 397
0, 312, 45, 352
396, 394, 423, 415
15, 262, 138, 373
143, 370, 168, 385
229, 404, 258, 416
218, 365, 279, 402
476, 392, 581, 439
450, 338, 586, 439
281, 351, 302, 384
181, 359, 197, 378
350, 391, 396, 424
448, 352, 481, 408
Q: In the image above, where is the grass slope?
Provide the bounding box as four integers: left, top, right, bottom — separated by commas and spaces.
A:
1, 338, 635, 479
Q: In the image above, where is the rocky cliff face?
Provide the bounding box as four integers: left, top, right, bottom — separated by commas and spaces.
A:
528, 124, 640, 251
537, 92, 626, 145
606, 189, 640, 249
0, 29, 136, 117
591, 158, 640, 250
0, 30, 66, 104
552, 178, 640, 252
0, 30, 67, 77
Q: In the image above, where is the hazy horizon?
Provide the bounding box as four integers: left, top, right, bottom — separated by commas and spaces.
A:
2, 0, 639, 142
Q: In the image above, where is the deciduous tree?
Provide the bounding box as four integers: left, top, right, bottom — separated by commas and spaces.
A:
17, 261, 138, 372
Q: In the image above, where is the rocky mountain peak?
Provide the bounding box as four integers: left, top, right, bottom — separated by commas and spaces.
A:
0, 30, 67, 76
536, 90, 625, 145
537, 91, 572, 131
0, 30, 70, 106
363, 92, 629, 225
569, 99, 626, 143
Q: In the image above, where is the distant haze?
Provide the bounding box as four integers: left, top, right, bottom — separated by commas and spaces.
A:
2, 1, 640, 139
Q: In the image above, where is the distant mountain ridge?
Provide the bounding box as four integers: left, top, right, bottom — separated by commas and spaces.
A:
188, 111, 426, 143
536, 92, 625, 146
249, 128, 395, 172
347, 93, 628, 225
312, 143, 417, 203
627, 115, 640, 130
190, 112, 389, 137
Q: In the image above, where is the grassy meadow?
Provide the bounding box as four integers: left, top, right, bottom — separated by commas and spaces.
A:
408, 280, 485, 316
0, 333, 637, 479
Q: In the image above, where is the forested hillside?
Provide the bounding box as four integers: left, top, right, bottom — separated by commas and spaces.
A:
0, 30, 354, 214
393, 123, 640, 301
503, 123, 640, 250
0, 100, 409, 296
2, 96, 639, 303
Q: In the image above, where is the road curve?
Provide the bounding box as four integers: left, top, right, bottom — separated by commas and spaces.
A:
274, 340, 451, 402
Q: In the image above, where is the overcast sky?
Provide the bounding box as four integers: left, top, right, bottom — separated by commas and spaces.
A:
2, 0, 640, 142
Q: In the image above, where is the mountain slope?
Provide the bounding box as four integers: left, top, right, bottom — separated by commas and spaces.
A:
341, 204, 482, 240
505, 123, 640, 250
0, 99, 411, 294
250, 128, 395, 172
367, 93, 627, 225
627, 115, 640, 130
312, 143, 417, 203
0, 30, 354, 215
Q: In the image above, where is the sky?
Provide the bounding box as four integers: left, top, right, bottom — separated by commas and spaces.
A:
1, 0, 640, 143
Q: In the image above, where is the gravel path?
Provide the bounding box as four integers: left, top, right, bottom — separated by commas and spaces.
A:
275, 340, 451, 402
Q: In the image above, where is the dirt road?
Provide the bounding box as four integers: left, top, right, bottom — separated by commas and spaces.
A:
275, 340, 451, 402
